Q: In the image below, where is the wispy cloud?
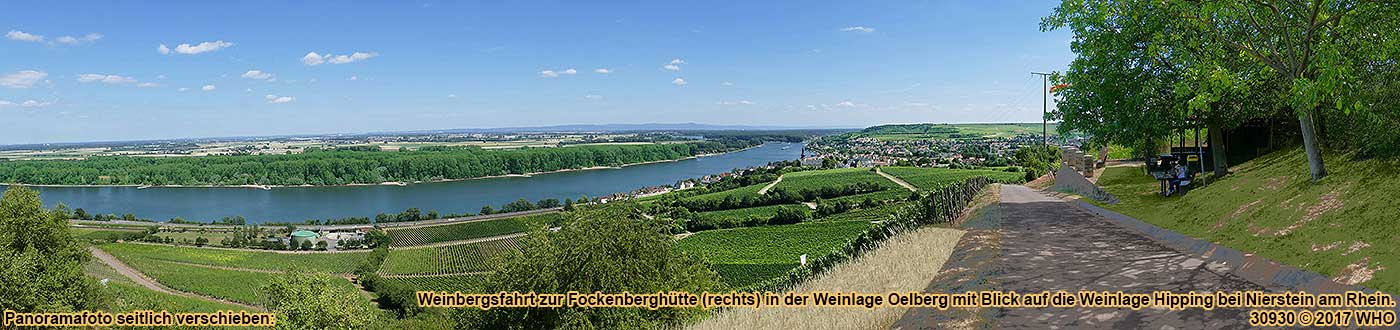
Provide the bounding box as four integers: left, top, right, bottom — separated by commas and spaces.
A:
240, 70, 274, 80
301, 51, 378, 66
584, 94, 604, 100
201, 85, 217, 91
721, 81, 734, 86
20, 100, 53, 108
718, 100, 755, 106
539, 68, 577, 78
136, 82, 161, 88
0, 70, 48, 88
593, 68, 612, 74
265, 94, 295, 104
76, 74, 138, 85
840, 26, 875, 33
663, 58, 685, 71
5, 30, 44, 42
671, 78, 687, 86
159, 40, 234, 55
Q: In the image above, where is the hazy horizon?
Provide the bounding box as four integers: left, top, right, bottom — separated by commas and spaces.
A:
2, 1, 1071, 144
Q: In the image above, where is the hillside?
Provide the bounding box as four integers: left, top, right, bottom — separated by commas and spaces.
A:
845, 123, 1060, 141
1093, 147, 1398, 292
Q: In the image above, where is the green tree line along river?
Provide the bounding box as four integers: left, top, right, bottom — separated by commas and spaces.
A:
0, 141, 750, 186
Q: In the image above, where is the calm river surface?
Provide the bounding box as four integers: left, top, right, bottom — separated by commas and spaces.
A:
28, 143, 803, 223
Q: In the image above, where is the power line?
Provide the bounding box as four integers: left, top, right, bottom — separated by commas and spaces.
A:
1030, 72, 1051, 146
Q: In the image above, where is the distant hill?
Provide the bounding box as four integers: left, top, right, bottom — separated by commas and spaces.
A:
842, 123, 1060, 141
411, 123, 849, 134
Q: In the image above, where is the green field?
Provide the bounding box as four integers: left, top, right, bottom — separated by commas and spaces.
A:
881, 167, 1023, 190
819, 201, 915, 222
120, 257, 276, 304
380, 238, 521, 275
678, 182, 769, 205
1092, 148, 1398, 292
71, 227, 147, 242
83, 259, 251, 312
380, 274, 486, 293
675, 221, 873, 288
696, 204, 807, 221
824, 190, 910, 204
385, 213, 548, 247
851, 123, 1060, 141
773, 168, 902, 194
100, 243, 371, 274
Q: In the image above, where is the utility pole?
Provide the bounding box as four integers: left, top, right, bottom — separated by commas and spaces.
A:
1031, 72, 1051, 146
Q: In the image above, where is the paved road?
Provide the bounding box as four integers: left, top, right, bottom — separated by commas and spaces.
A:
893, 185, 1264, 329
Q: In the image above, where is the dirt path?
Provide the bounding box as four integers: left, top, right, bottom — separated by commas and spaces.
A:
875, 167, 917, 192
377, 271, 494, 279
892, 185, 1263, 329
88, 247, 262, 310
756, 175, 783, 195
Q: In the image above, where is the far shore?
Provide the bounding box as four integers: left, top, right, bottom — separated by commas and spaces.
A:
0, 144, 769, 190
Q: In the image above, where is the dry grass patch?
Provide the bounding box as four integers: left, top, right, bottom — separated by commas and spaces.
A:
686, 227, 965, 330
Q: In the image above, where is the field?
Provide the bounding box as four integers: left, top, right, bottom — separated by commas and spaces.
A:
852, 123, 1060, 141
1092, 148, 1398, 292
83, 259, 252, 312
772, 168, 902, 194
880, 167, 1023, 190
380, 238, 522, 275
380, 274, 486, 293
819, 202, 914, 223
385, 213, 549, 247
679, 182, 769, 205
675, 221, 873, 288
696, 204, 807, 221
100, 243, 371, 274
71, 227, 147, 242
824, 190, 909, 204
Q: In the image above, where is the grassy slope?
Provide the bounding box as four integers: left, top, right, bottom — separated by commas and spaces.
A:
675, 221, 873, 288
386, 215, 535, 247
774, 168, 903, 192
380, 238, 520, 275
83, 259, 251, 312
1094, 147, 1397, 292
881, 167, 1023, 190
100, 242, 371, 273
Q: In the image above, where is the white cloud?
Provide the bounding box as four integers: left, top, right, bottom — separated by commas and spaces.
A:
136, 82, 161, 88
265, 94, 295, 104
584, 94, 604, 100
81, 33, 102, 42
240, 70, 274, 80
447, 94, 458, 99
177, 87, 190, 92
562, 68, 577, 75
349, 75, 359, 81
721, 81, 734, 86
0, 70, 48, 88
245, 88, 253, 92
21, 100, 52, 108
663, 64, 680, 71
76, 74, 137, 85
201, 85, 216, 91
53, 33, 100, 45
0, 100, 11, 108
159, 40, 234, 55
841, 26, 875, 33
301, 51, 378, 66
718, 100, 755, 105
593, 68, 612, 74
669, 58, 685, 65
6, 30, 44, 42
837, 101, 857, 107
55, 36, 78, 45
539, 70, 559, 78
671, 78, 687, 86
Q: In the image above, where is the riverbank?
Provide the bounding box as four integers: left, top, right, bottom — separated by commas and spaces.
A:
1, 145, 763, 190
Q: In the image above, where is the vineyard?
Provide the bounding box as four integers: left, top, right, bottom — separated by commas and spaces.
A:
881, 167, 1023, 190
679, 182, 769, 205
380, 274, 485, 293
696, 204, 806, 221
99, 243, 371, 274
825, 190, 909, 204
675, 221, 872, 288
772, 168, 902, 194
379, 237, 522, 276
118, 257, 355, 305
385, 213, 550, 247
819, 201, 914, 222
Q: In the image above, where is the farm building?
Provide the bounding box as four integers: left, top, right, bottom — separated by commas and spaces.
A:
290, 230, 319, 245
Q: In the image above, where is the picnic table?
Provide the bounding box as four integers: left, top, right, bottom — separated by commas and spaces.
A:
1150, 170, 1176, 196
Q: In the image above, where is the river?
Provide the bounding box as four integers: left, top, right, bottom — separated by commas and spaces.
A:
24, 142, 803, 223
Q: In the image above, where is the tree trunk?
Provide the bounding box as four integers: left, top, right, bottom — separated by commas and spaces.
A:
1209, 122, 1229, 178
1297, 108, 1327, 181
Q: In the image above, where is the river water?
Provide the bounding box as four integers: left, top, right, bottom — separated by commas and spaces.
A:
27, 143, 803, 223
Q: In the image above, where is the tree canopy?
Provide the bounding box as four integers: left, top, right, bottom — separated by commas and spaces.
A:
0, 186, 99, 312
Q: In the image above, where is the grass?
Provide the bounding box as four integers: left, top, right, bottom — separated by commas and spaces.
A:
774, 168, 902, 193
819, 201, 915, 223
688, 226, 967, 329
99, 242, 371, 274
71, 227, 147, 242
386, 214, 541, 247
120, 257, 279, 305
380, 274, 486, 293
824, 190, 910, 204
675, 221, 873, 288
83, 259, 251, 312
380, 238, 521, 275
696, 204, 806, 221
880, 167, 1023, 190
679, 182, 769, 205
1092, 147, 1398, 292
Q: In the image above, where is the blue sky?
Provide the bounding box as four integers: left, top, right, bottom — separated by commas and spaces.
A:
0, 0, 1072, 144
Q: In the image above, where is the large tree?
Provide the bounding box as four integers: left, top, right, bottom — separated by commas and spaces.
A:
0, 186, 99, 312
1177, 0, 1400, 181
